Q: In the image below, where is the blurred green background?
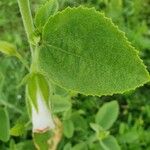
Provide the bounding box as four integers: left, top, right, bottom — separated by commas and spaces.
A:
0, 0, 150, 149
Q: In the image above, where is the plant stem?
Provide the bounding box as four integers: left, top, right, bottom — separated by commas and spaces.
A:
30, 45, 39, 72
17, 0, 34, 56
17, 1, 61, 149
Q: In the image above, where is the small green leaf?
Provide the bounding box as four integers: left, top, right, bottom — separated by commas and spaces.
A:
27, 74, 37, 110
52, 95, 71, 113
63, 143, 72, 150
15, 141, 34, 150
54, 85, 68, 96
63, 109, 72, 120
37, 74, 50, 105
0, 107, 10, 142
10, 113, 28, 137
100, 135, 120, 150
10, 123, 25, 137
0, 41, 29, 70
39, 7, 150, 96
90, 123, 102, 133
0, 41, 18, 56
95, 101, 119, 130
35, 0, 59, 28
33, 131, 53, 150
72, 142, 88, 150
89, 143, 101, 150
63, 119, 74, 138
9, 139, 16, 150
26, 73, 50, 109
71, 114, 88, 131
118, 131, 139, 143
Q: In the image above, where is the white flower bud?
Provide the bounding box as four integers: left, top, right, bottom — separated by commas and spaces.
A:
32, 89, 55, 132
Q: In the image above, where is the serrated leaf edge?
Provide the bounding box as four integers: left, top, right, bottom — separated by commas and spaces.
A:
40, 6, 150, 97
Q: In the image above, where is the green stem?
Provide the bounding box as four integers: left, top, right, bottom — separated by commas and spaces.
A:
30, 45, 39, 72
17, 0, 34, 56
17, 2, 60, 149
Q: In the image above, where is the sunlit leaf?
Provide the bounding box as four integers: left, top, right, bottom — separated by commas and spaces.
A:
10, 123, 25, 137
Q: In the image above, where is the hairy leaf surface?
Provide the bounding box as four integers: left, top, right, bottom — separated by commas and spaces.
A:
39, 7, 150, 96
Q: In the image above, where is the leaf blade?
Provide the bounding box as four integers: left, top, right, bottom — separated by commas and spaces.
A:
0, 107, 10, 142
39, 7, 150, 96
100, 135, 120, 150
95, 101, 119, 130
63, 119, 74, 138
35, 0, 59, 28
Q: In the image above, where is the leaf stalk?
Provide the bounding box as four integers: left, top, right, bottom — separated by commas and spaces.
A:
17, 0, 34, 57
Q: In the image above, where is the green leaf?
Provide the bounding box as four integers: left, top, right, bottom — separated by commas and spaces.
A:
39, 7, 150, 96
15, 141, 35, 150
10, 113, 28, 137
33, 131, 53, 150
71, 114, 88, 131
90, 123, 102, 133
0, 41, 18, 56
63, 143, 72, 150
107, 0, 123, 20
0, 107, 10, 142
26, 73, 51, 109
54, 85, 68, 96
118, 131, 139, 143
100, 135, 120, 150
35, 0, 59, 28
37, 74, 50, 105
63, 119, 74, 138
72, 142, 88, 150
9, 139, 17, 150
95, 101, 119, 130
51, 95, 71, 113
27, 74, 37, 110
10, 123, 25, 137
89, 143, 101, 150
63, 109, 72, 120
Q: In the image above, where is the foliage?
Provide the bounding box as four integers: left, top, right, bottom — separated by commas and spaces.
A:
0, 107, 10, 142
39, 6, 149, 96
0, 0, 150, 150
